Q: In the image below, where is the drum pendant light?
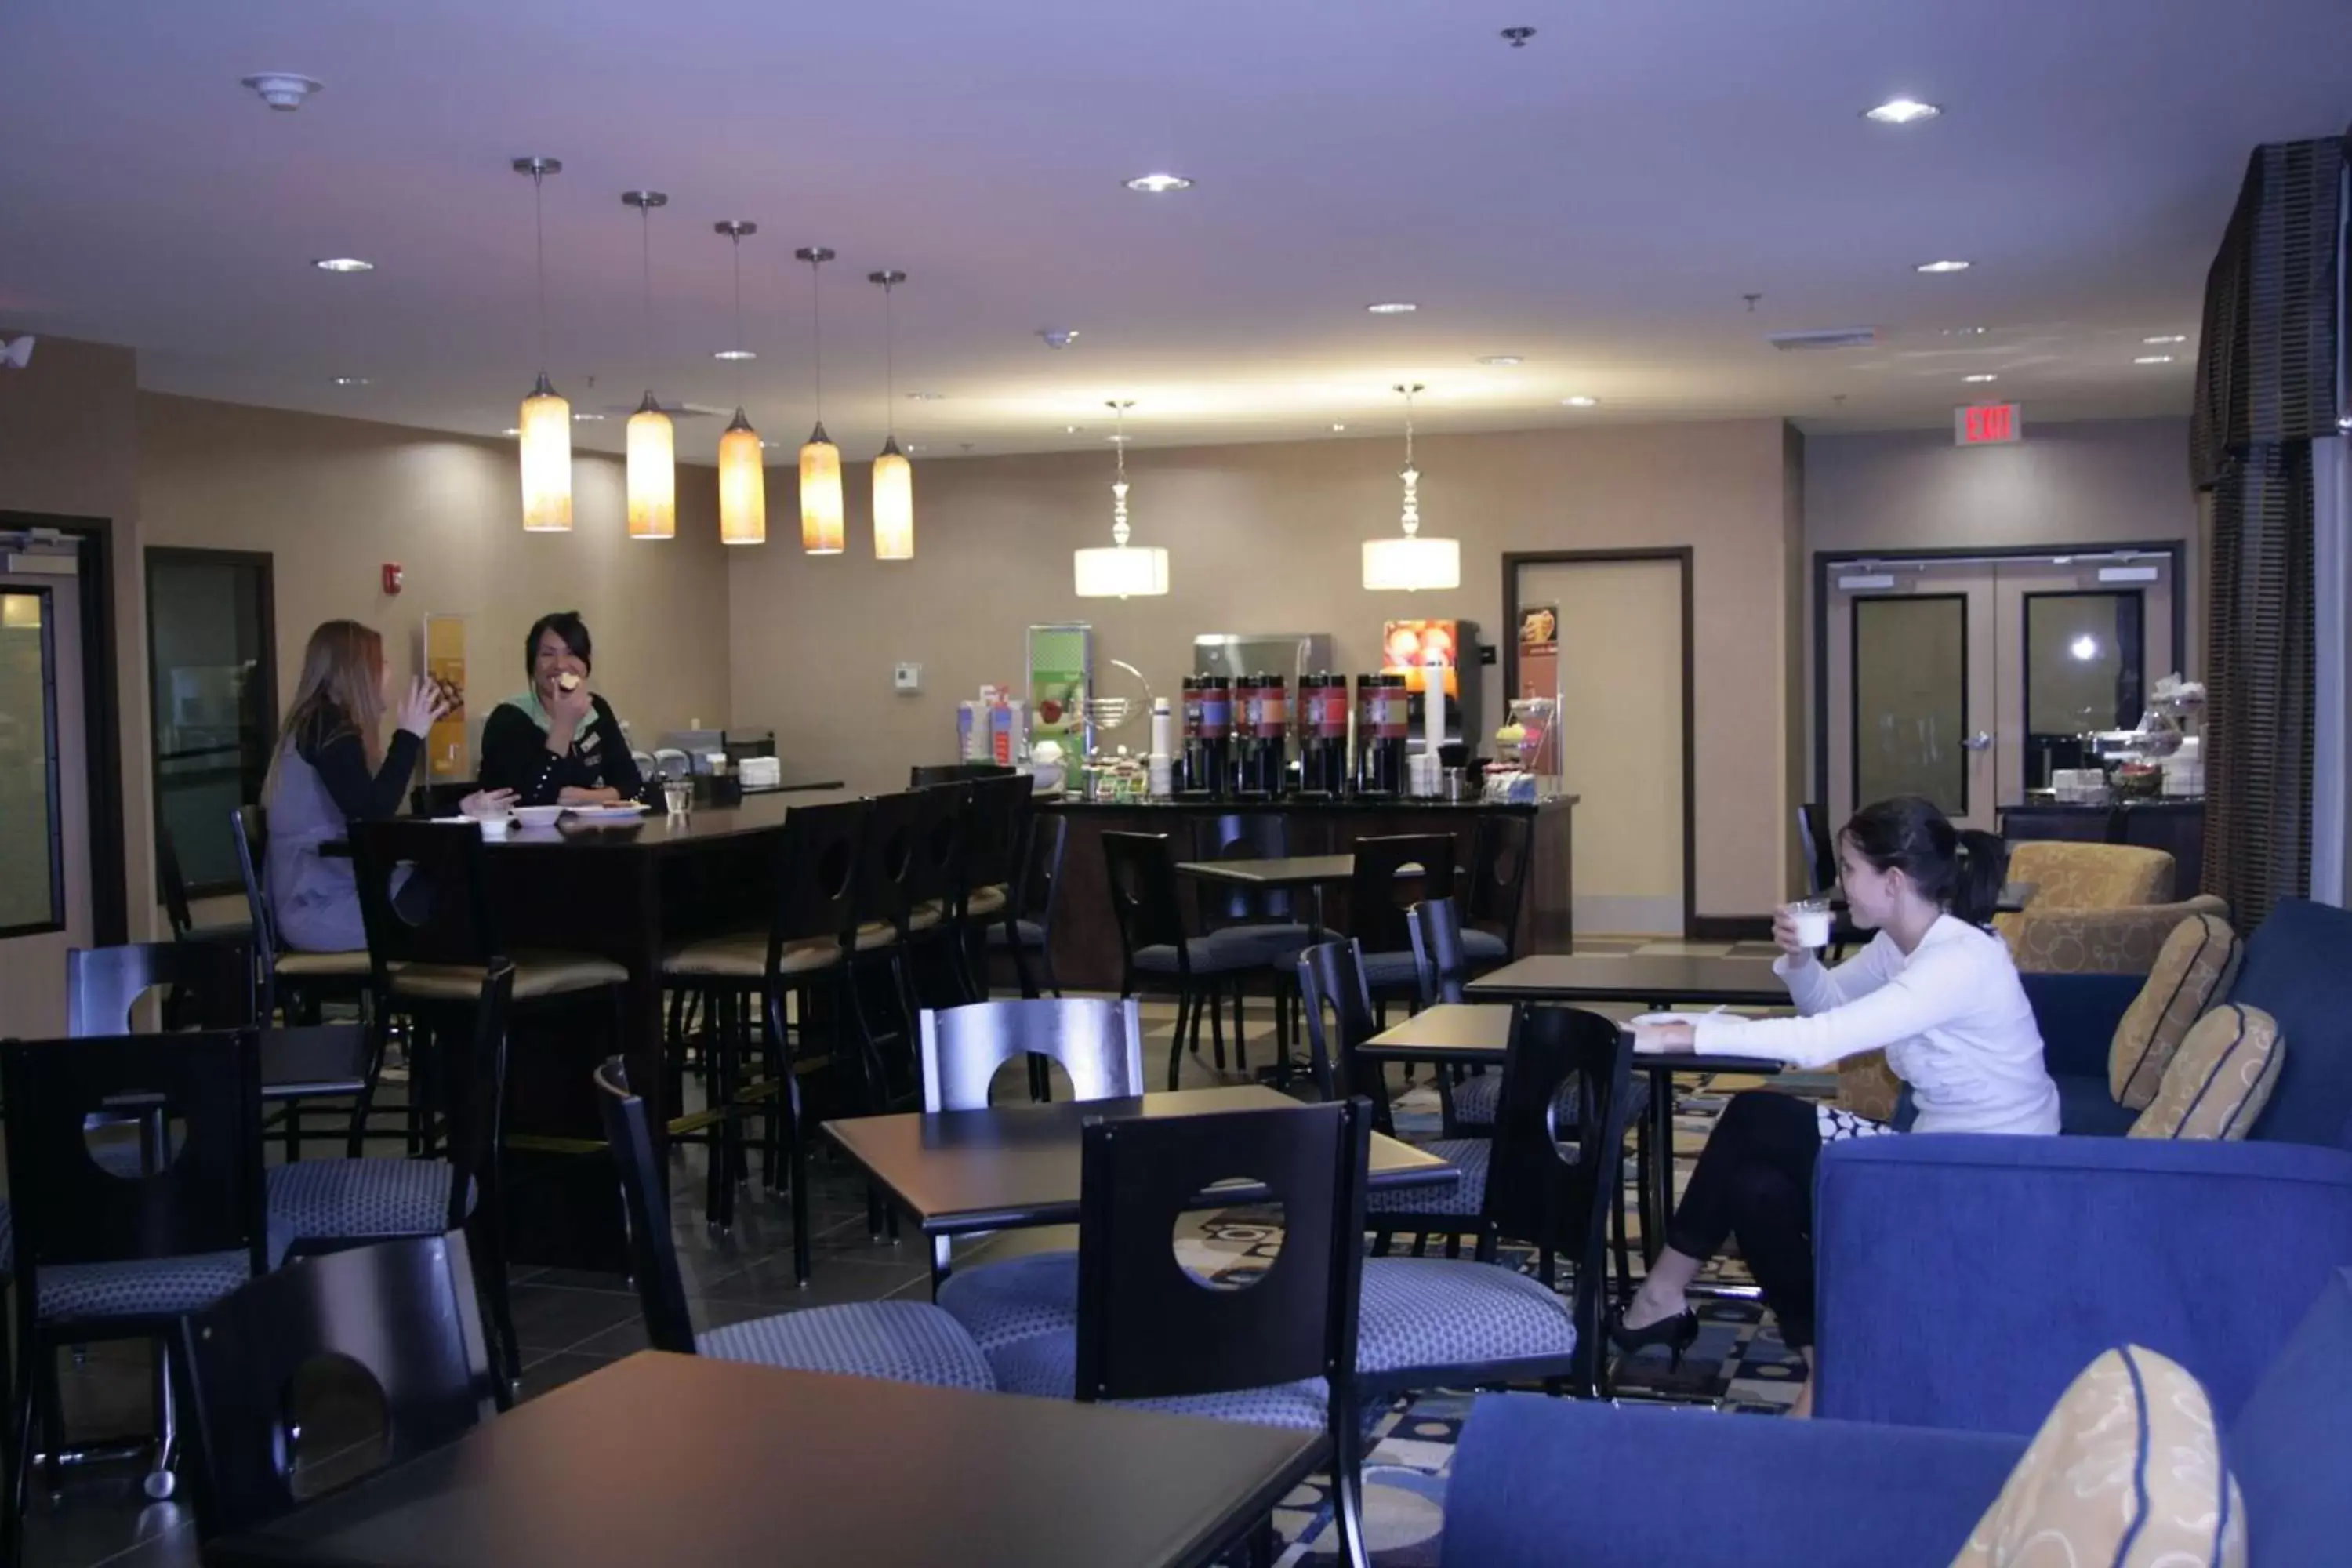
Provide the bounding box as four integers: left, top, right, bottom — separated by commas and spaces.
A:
621, 191, 675, 540
867, 269, 913, 561
713, 221, 766, 546
1073, 401, 1170, 598
513, 157, 572, 532
1359, 383, 1460, 591
796, 246, 844, 554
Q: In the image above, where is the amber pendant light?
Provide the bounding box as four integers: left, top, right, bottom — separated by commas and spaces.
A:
513, 157, 572, 532
713, 220, 766, 546
795, 246, 844, 554
621, 190, 675, 539
867, 268, 913, 560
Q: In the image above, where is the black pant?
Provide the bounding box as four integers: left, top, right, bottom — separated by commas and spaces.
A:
1664, 1090, 1827, 1349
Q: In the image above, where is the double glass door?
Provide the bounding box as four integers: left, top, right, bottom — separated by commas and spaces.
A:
1824, 554, 2176, 833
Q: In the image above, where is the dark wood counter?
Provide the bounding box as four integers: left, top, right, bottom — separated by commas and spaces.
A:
1038, 795, 1577, 991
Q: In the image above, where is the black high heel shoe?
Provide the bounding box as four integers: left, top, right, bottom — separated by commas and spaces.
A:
1606, 1305, 1701, 1370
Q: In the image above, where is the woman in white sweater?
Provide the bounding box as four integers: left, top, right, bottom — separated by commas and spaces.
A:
1608, 795, 2057, 1414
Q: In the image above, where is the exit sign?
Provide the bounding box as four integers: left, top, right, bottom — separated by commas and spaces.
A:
1955, 402, 2024, 445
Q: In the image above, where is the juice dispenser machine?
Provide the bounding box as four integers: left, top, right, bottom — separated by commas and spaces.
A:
1381, 619, 1480, 759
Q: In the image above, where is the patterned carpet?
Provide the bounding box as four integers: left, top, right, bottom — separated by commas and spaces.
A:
1135, 949, 1824, 1565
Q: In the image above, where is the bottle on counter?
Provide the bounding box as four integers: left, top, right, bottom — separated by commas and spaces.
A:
1298, 671, 1350, 794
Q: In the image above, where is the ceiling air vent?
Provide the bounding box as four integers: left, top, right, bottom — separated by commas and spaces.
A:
1767, 327, 1879, 351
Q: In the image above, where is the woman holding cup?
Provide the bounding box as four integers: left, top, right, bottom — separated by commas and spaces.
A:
1608, 795, 2055, 1414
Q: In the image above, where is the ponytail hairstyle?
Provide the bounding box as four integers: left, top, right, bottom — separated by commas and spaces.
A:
1838, 795, 2009, 928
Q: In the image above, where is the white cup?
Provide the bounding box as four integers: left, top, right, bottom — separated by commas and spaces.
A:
478, 816, 511, 840
1789, 902, 1834, 949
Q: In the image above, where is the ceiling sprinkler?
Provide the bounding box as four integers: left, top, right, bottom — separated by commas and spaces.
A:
1037, 328, 1080, 350
241, 74, 323, 111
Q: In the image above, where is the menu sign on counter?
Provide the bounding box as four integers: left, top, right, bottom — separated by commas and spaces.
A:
1515, 605, 1560, 774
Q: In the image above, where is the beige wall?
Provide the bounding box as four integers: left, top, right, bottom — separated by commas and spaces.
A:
139, 394, 735, 775
728, 418, 1801, 918
1801, 416, 2198, 798
0, 335, 152, 953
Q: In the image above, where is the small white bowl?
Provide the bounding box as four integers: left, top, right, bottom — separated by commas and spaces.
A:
514, 805, 566, 828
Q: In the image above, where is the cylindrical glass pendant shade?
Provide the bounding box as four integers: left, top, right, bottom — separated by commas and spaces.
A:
518, 376, 573, 532
626, 396, 676, 539
717, 409, 767, 546
872, 437, 913, 560
1360, 534, 1461, 591
800, 423, 844, 554
1073, 545, 1171, 598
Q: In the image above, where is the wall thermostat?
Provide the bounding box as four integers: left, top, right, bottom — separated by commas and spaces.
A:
893, 662, 922, 693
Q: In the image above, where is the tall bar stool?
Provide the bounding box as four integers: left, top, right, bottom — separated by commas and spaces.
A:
985, 812, 1069, 999
347, 820, 628, 1167
898, 781, 974, 1013
952, 774, 1034, 1000
231, 805, 370, 1026
844, 789, 925, 1115
659, 797, 870, 1258
1101, 831, 1266, 1090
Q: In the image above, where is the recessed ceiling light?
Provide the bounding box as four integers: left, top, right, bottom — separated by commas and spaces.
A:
2134, 354, 2175, 365
1476, 354, 1523, 366
1367, 302, 1417, 314
572, 412, 605, 422
2143, 334, 2188, 345
1863, 98, 1942, 125
1330, 423, 1348, 432
329, 376, 370, 387
312, 257, 374, 273
906, 391, 946, 401
1915, 260, 1972, 274
1942, 325, 1989, 336
1063, 425, 1081, 434
1123, 172, 1192, 194
1962, 373, 1998, 383
713, 348, 756, 361
1562, 395, 1599, 408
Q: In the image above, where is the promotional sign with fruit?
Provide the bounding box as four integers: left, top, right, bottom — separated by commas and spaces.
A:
1381, 619, 1460, 696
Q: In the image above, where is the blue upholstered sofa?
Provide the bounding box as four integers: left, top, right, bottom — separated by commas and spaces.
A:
1442, 1134, 2352, 1566
2029, 896, 2352, 1144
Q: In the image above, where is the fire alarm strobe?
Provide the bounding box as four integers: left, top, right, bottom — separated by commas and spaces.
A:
382, 564, 404, 596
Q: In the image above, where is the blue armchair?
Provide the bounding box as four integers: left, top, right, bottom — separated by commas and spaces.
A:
2027, 897, 2352, 1146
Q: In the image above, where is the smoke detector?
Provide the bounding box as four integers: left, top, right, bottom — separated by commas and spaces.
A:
241, 74, 323, 111
1767, 327, 1879, 351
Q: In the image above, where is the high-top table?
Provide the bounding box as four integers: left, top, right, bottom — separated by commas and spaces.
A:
207, 1352, 1324, 1568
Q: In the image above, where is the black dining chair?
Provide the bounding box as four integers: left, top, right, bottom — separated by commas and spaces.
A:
592, 1058, 996, 1390
952, 774, 1034, 999
1102, 831, 1264, 1089
233, 804, 372, 1026
1356, 1004, 1632, 1402
157, 822, 251, 950
1296, 938, 1494, 1260
1461, 813, 1533, 969
172, 1232, 499, 1541
907, 761, 1014, 786
844, 789, 926, 1116
1794, 803, 1862, 956
1, 1029, 272, 1547
67, 939, 255, 1037
985, 811, 1069, 1000
661, 797, 870, 1255
1344, 833, 1456, 1011
955, 1099, 1374, 1568
263, 961, 521, 1399
1185, 813, 1318, 1075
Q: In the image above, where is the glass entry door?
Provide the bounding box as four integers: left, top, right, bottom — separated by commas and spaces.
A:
1824, 554, 2175, 833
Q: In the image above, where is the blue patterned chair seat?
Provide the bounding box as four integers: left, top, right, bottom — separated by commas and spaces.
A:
1460, 929, 1508, 963
1132, 939, 1263, 976
0, 1200, 292, 1319
989, 1327, 1328, 1429
1358, 949, 1423, 989
1204, 922, 1317, 960
1356, 1257, 1577, 1380
1367, 1140, 1488, 1217
1449, 1072, 1649, 1131
695, 1301, 996, 1392
937, 1250, 1080, 1352
983, 918, 1047, 950
267, 1159, 474, 1243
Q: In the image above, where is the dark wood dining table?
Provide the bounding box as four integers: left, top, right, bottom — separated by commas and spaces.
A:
206, 1351, 1324, 1568
344, 787, 856, 1269
824, 1084, 1458, 1263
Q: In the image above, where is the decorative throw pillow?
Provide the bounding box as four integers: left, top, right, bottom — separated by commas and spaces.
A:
1951, 1345, 2245, 1568
2110, 913, 2243, 1109
2129, 1004, 2282, 1141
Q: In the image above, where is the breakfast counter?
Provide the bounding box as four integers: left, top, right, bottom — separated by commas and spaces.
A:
1036, 794, 1577, 991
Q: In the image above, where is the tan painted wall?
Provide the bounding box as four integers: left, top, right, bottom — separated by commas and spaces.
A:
137, 394, 735, 777
0, 335, 151, 973
728, 418, 1801, 919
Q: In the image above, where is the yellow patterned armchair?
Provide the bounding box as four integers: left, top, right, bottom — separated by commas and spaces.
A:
1838, 841, 2189, 1120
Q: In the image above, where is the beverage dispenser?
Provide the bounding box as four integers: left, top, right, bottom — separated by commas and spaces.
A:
1298, 672, 1351, 794
1239, 671, 1289, 796
1358, 673, 1407, 795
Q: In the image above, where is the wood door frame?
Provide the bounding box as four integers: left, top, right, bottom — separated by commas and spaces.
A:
1811, 541, 2187, 819
0, 511, 127, 946
1502, 546, 1697, 939
143, 546, 280, 901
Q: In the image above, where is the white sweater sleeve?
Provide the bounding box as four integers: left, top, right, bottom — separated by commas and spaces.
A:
1776, 939, 1897, 1015
1696, 938, 1976, 1071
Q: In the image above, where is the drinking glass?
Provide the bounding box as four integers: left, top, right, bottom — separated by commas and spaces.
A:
662, 780, 692, 819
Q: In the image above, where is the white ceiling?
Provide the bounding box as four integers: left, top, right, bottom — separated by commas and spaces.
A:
5, 0, 2348, 458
